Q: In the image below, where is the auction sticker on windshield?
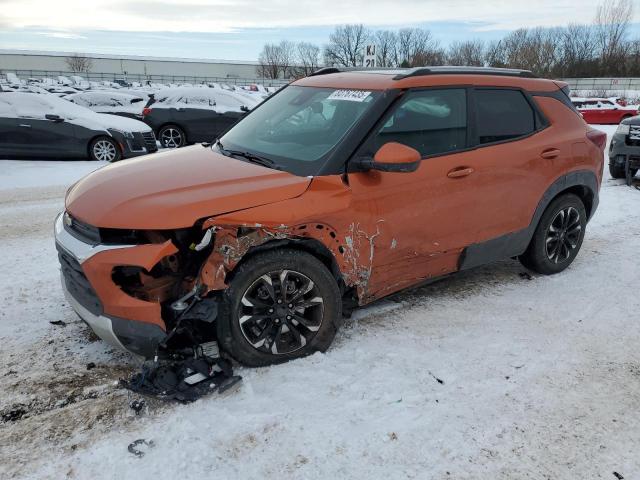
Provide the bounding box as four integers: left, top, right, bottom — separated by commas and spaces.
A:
327, 90, 372, 102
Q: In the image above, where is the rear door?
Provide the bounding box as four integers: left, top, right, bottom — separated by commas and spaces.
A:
598, 100, 617, 124
461, 88, 550, 243
174, 94, 220, 142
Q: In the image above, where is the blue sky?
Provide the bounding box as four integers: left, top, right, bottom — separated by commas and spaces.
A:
1, 0, 638, 61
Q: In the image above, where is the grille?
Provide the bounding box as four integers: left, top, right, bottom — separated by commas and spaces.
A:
142, 131, 158, 152
628, 126, 640, 145
57, 243, 102, 316
64, 213, 101, 244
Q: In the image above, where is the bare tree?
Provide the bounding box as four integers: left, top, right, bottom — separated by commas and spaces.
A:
558, 24, 598, 77
595, 0, 634, 75
257, 41, 295, 79
395, 28, 442, 67
447, 39, 485, 66
65, 54, 93, 73
294, 42, 321, 77
324, 24, 370, 67
485, 39, 507, 68
375, 30, 398, 67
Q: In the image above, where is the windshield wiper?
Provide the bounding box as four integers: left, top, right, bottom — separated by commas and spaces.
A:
215, 141, 280, 170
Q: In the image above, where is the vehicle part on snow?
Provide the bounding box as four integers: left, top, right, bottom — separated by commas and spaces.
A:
128, 399, 146, 415
120, 347, 241, 403
128, 439, 155, 458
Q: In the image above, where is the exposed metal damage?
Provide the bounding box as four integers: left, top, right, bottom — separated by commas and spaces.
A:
197, 218, 387, 303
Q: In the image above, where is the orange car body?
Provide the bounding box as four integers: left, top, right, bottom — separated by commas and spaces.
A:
55, 68, 605, 358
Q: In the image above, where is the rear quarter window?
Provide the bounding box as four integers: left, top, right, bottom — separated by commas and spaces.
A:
475, 89, 535, 145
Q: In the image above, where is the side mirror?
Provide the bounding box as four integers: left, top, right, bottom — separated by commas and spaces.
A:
359, 142, 421, 173
45, 114, 64, 123
241, 105, 249, 112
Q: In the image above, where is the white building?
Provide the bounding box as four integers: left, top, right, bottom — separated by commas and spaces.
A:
0, 49, 285, 85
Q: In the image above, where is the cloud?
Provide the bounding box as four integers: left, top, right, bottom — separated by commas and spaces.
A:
1, 0, 614, 33
34, 30, 87, 39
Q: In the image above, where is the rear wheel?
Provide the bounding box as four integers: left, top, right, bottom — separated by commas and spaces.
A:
217, 249, 341, 367
609, 158, 637, 179
158, 125, 186, 148
520, 193, 587, 275
89, 136, 121, 162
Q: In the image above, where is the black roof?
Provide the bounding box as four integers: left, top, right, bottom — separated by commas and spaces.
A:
310, 66, 536, 79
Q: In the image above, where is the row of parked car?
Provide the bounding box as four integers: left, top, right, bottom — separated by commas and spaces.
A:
570, 96, 640, 124
0, 78, 275, 161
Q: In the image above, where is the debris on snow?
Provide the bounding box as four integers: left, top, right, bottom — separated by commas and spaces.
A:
128, 439, 155, 458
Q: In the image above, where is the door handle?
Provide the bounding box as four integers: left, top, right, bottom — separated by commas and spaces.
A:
540, 148, 560, 159
19, 124, 32, 128
447, 167, 474, 179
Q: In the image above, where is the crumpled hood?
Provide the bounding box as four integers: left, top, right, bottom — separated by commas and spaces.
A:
66, 145, 311, 229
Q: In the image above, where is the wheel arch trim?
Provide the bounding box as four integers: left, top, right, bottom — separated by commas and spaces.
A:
459, 170, 598, 270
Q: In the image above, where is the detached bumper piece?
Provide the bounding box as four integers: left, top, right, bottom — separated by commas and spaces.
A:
121, 347, 242, 403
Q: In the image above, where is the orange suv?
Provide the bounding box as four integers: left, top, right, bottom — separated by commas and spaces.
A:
55, 67, 606, 366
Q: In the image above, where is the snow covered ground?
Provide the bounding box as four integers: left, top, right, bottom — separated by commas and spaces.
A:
1, 125, 639, 479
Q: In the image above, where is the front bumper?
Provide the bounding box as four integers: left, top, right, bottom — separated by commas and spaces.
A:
609, 132, 640, 167
110, 130, 158, 159
54, 213, 166, 358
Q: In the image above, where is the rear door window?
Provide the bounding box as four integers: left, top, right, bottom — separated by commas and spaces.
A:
14, 95, 52, 119
372, 88, 467, 157
474, 89, 535, 145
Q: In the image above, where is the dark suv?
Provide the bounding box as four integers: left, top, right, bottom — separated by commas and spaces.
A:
608, 117, 640, 181
142, 87, 259, 148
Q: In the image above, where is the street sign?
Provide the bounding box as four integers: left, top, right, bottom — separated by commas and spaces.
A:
364, 44, 376, 68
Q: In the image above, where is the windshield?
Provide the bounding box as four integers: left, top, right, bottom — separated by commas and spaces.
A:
219, 85, 380, 175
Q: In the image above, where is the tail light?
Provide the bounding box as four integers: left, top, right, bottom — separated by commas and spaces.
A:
142, 107, 152, 116
586, 129, 607, 151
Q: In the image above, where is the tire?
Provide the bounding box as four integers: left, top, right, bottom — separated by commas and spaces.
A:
217, 248, 342, 367
519, 193, 587, 275
609, 162, 638, 179
89, 136, 121, 162
158, 125, 186, 148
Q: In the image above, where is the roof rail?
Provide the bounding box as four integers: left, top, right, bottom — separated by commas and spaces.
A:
308, 66, 399, 77
309, 67, 342, 76
308, 66, 537, 79
393, 66, 536, 80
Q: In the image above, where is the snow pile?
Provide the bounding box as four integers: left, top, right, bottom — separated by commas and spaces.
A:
1, 125, 639, 480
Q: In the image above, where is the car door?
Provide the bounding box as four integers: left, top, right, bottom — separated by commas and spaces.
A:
581, 100, 599, 124
0, 96, 29, 156
598, 100, 616, 124
14, 95, 81, 157
347, 88, 482, 296
174, 94, 218, 142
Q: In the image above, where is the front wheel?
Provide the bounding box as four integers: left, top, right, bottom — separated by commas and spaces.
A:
89, 136, 121, 162
217, 249, 342, 367
519, 193, 587, 275
158, 125, 186, 148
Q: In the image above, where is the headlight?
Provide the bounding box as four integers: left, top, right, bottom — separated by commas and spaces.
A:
616, 124, 630, 135
109, 128, 134, 139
